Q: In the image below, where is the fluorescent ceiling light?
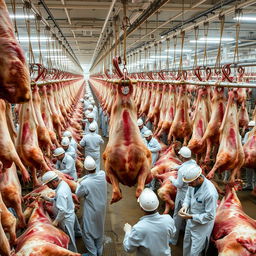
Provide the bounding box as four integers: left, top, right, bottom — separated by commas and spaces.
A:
234, 16, 256, 21
190, 37, 234, 43
165, 49, 192, 52
33, 49, 62, 52
9, 14, 34, 19
19, 36, 54, 42
150, 55, 169, 58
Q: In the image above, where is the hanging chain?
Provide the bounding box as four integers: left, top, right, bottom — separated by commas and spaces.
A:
193, 26, 199, 69
35, 14, 43, 64
154, 43, 157, 71
113, 16, 119, 57
158, 42, 162, 71
178, 30, 185, 74
166, 38, 170, 71
10, 0, 19, 39
233, 9, 242, 64
203, 21, 209, 67
172, 35, 177, 71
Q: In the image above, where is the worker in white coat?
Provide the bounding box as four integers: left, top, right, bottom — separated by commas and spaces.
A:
137, 119, 149, 138
63, 130, 80, 151
53, 147, 77, 180
90, 100, 98, 122
79, 123, 104, 171
242, 120, 256, 190
169, 146, 196, 245
123, 188, 176, 256
83, 112, 99, 135
76, 156, 107, 256
144, 130, 161, 166
102, 111, 109, 138
41, 171, 78, 252
179, 165, 218, 256
61, 137, 77, 160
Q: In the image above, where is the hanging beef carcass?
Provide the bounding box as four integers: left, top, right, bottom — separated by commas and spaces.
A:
188, 87, 211, 161
168, 85, 192, 145
199, 87, 225, 163
32, 85, 54, 156
6, 102, 18, 143
15, 199, 81, 256
0, 163, 26, 228
103, 78, 152, 203
243, 125, 256, 168
207, 90, 244, 182
212, 187, 256, 256
0, 0, 31, 103
238, 101, 249, 136
0, 99, 30, 182
138, 82, 152, 117
0, 209, 11, 256
17, 99, 51, 187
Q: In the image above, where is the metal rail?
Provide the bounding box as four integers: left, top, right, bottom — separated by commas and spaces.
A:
31, 78, 81, 86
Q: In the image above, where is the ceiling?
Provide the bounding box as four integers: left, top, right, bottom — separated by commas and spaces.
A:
5, 0, 256, 74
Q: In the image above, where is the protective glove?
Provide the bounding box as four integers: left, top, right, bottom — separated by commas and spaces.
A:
178, 211, 192, 220
178, 206, 188, 215
123, 223, 132, 233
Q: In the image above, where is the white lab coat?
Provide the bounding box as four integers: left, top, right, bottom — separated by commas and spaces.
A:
76, 171, 107, 256
123, 212, 176, 256
84, 100, 90, 110
139, 126, 149, 138
146, 137, 161, 166
51, 180, 77, 252
102, 113, 109, 137
56, 154, 77, 180
182, 177, 218, 256
70, 138, 78, 151
170, 159, 196, 245
79, 132, 104, 171
84, 120, 99, 135
93, 106, 98, 122
65, 145, 76, 160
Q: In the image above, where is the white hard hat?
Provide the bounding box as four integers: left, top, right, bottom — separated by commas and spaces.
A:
61, 137, 70, 146
63, 130, 72, 138
138, 188, 159, 212
42, 171, 58, 185
248, 120, 255, 127
87, 112, 95, 119
137, 119, 143, 126
85, 110, 90, 116
178, 146, 191, 158
144, 130, 153, 138
182, 164, 202, 183
84, 156, 96, 171
89, 123, 97, 132
53, 147, 65, 156
87, 104, 93, 110
80, 98, 84, 102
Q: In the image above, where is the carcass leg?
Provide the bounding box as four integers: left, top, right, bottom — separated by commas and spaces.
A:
31, 167, 40, 187
136, 164, 152, 198
15, 203, 26, 228
207, 153, 227, 179
204, 139, 212, 164
14, 156, 30, 183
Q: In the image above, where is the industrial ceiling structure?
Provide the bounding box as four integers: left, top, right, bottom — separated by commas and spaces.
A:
5, 0, 256, 74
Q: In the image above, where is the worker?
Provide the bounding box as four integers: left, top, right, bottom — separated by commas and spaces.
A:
79, 123, 104, 171
41, 171, 77, 252
87, 104, 94, 112
76, 156, 107, 256
53, 147, 77, 180
101, 111, 109, 138
144, 130, 161, 166
123, 188, 176, 256
84, 97, 91, 110
137, 118, 149, 138
179, 164, 218, 256
91, 101, 98, 122
63, 130, 79, 151
169, 146, 196, 245
84, 112, 98, 135
242, 120, 255, 190
61, 136, 76, 160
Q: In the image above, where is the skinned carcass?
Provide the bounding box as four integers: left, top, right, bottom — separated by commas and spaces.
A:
238, 102, 249, 136
0, 0, 31, 103
207, 90, 244, 182
15, 199, 80, 256
243, 125, 256, 168
212, 187, 256, 256
0, 99, 30, 182
168, 85, 192, 145
103, 79, 152, 203
0, 209, 11, 256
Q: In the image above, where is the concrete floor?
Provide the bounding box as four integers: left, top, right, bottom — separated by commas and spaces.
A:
76, 131, 256, 256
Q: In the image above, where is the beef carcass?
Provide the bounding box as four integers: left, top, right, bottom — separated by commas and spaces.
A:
168, 85, 192, 145
0, 163, 25, 228
40, 86, 60, 147
17, 99, 51, 187
15, 199, 80, 256
138, 83, 152, 117
103, 79, 152, 203
238, 102, 249, 136
0, 99, 30, 182
0, 0, 31, 103
212, 187, 256, 256
243, 125, 256, 168
207, 90, 244, 182
6, 102, 17, 144
0, 209, 11, 256
199, 87, 225, 163
32, 85, 54, 156
188, 88, 211, 160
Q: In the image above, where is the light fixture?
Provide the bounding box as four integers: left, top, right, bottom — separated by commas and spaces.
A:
9, 14, 34, 19
234, 16, 256, 21
150, 55, 168, 59
19, 36, 54, 42
33, 49, 62, 52
190, 37, 234, 43
165, 49, 192, 52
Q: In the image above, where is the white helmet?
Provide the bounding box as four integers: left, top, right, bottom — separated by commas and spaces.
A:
248, 120, 255, 127
137, 119, 143, 126
53, 147, 65, 156
61, 137, 70, 146
80, 98, 84, 102
85, 110, 90, 116
182, 164, 202, 183
87, 112, 95, 119
63, 130, 72, 138
138, 188, 159, 211
144, 129, 153, 138
178, 146, 191, 158
89, 123, 97, 132
42, 171, 58, 185
84, 156, 96, 171
87, 104, 93, 110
